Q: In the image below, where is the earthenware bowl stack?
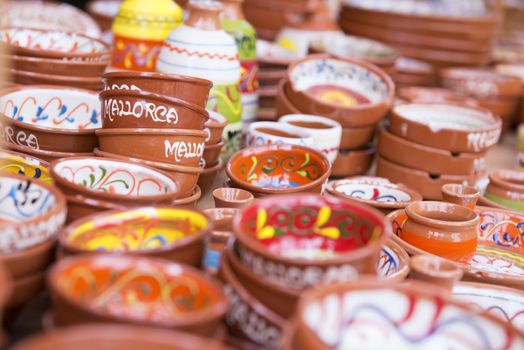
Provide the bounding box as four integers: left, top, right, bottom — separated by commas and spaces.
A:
98, 71, 216, 199
338, 0, 497, 68
0, 27, 109, 90
394, 57, 436, 88
198, 111, 228, 195
376, 103, 502, 199
0, 85, 102, 162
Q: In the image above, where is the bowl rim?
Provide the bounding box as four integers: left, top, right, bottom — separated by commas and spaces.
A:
247, 120, 314, 140
405, 200, 479, 229
212, 187, 254, 204
8, 67, 103, 83
0, 148, 49, 167
488, 169, 524, 193
95, 127, 208, 137
102, 71, 212, 88
7, 54, 109, 67
278, 113, 343, 132
1, 141, 94, 158
441, 183, 481, 199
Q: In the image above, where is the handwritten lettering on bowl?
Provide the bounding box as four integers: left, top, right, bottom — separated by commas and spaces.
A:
0, 125, 40, 149
103, 97, 179, 125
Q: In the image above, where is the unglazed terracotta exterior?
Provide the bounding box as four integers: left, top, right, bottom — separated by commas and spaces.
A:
205, 111, 227, 145
203, 139, 224, 167
0, 85, 101, 153
6, 69, 103, 91
213, 187, 254, 208
10, 54, 108, 78
331, 147, 374, 178
6, 270, 45, 309
246, 121, 314, 148
110, 0, 182, 71
0, 149, 52, 184
378, 240, 410, 282
1, 142, 95, 163
197, 160, 224, 194
409, 254, 463, 291
0, 262, 11, 330
485, 170, 524, 211
0, 239, 55, 279
441, 184, 480, 209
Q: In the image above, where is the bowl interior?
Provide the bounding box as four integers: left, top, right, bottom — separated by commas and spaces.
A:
236, 196, 384, 259
54, 158, 178, 197
289, 58, 390, 107
54, 256, 223, 322
331, 180, 414, 203
65, 207, 208, 252
229, 146, 327, 190
0, 87, 101, 130
0, 151, 52, 183
377, 245, 402, 278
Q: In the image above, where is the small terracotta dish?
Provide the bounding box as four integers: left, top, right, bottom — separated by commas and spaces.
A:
409, 254, 463, 291
485, 170, 524, 211
246, 121, 314, 148
0, 149, 52, 184
213, 187, 254, 209
441, 183, 480, 209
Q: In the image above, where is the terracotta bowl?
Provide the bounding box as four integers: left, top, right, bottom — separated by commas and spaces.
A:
8, 54, 108, 77
0, 149, 52, 184
96, 128, 206, 168
0, 27, 110, 60
7, 68, 103, 91
102, 71, 212, 107
326, 177, 422, 214
226, 144, 331, 198
12, 324, 227, 350
203, 140, 224, 167
0, 173, 66, 254
389, 103, 502, 153
233, 194, 387, 290
485, 170, 524, 211
409, 254, 463, 291
213, 187, 254, 209
246, 121, 314, 148
378, 240, 410, 282
93, 148, 202, 198
0, 85, 101, 152
198, 160, 224, 195
48, 255, 228, 335
340, 125, 376, 150
6, 270, 45, 310
397, 86, 479, 106
286, 55, 395, 127
58, 206, 211, 266
205, 111, 227, 145
331, 147, 374, 178
99, 89, 209, 130
290, 279, 524, 350
0, 239, 55, 280
50, 156, 181, 206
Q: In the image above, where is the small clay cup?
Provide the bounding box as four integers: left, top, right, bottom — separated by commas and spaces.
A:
9, 54, 108, 77
485, 170, 524, 211
409, 254, 463, 291
213, 187, 254, 208
203, 140, 224, 167
441, 184, 480, 209
0, 149, 52, 183
378, 240, 410, 282
198, 160, 224, 195
402, 201, 479, 261
205, 111, 227, 145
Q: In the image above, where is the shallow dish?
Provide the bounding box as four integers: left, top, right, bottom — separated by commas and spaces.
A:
440, 68, 523, 98
0, 149, 52, 183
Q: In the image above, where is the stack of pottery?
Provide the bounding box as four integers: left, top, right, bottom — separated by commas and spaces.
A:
276, 54, 395, 177
439, 68, 524, 131
338, 0, 497, 67
98, 71, 215, 199
1, 27, 110, 90
395, 57, 436, 88
482, 169, 524, 211
376, 103, 503, 199
0, 85, 102, 162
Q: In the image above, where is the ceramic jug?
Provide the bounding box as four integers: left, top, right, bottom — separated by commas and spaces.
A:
110, 0, 182, 72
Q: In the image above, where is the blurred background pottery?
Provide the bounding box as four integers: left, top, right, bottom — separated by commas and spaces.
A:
245, 121, 314, 147
0, 150, 52, 184
197, 160, 224, 194
485, 169, 524, 211
213, 187, 254, 208
87, 0, 122, 32
331, 147, 374, 178
441, 183, 480, 209
409, 254, 463, 291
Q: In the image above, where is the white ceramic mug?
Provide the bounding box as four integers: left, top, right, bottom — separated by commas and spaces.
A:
245, 121, 314, 147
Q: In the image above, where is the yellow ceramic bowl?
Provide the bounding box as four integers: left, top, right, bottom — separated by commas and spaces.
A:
0, 150, 52, 184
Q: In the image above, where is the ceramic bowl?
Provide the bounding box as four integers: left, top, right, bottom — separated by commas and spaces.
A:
6, 68, 103, 91
102, 71, 212, 108
0, 27, 110, 61
96, 128, 206, 167
0, 85, 101, 153
12, 324, 227, 350
48, 255, 228, 335
378, 240, 410, 282
440, 68, 524, 98
397, 86, 479, 107
389, 103, 502, 153
0, 149, 52, 184
409, 254, 463, 291
290, 279, 524, 350
213, 188, 254, 209
93, 148, 202, 198
0, 173, 66, 254
279, 114, 342, 163
441, 184, 480, 209
233, 194, 387, 290
245, 121, 314, 148
205, 111, 227, 145
326, 177, 422, 214
198, 161, 224, 195
99, 89, 209, 130
485, 170, 524, 211
50, 157, 181, 206
226, 144, 331, 198
286, 55, 395, 127
58, 207, 211, 266
331, 147, 374, 178
203, 140, 224, 167
9, 54, 108, 77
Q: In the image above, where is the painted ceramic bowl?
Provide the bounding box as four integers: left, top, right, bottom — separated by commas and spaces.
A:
205, 111, 227, 145
0, 85, 101, 153
99, 89, 209, 130
331, 147, 375, 178
102, 71, 212, 108
286, 55, 395, 127
12, 324, 227, 350
59, 207, 211, 266
441, 184, 480, 209
0, 27, 109, 61
0, 173, 66, 254
48, 255, 228, 335
326, 177, 422, 214
6, 68, 103, 91
96, 128, 206, 167
246, 121, 314, 148
9, 54, 108, 77
485, 170, 524, 211
50, 157, 181, 206
233, 194, 387, 290
0, 262, 11, 324
202, 140, 224, 167
390, 103, 502, 153
213, 188, 254, 209
291, 279, 524, 350
279, 114, 342, 163
0, 150, 52, 184
226, 144, 331, 198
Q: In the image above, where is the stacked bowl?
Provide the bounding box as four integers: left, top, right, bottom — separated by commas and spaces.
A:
376, 103, 502, 199
198, 111, 227, 194
394, 57, 436, 88
0, 27, 109, 90
276, 54, 395, 177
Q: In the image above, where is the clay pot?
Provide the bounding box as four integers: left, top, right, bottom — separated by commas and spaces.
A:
377, 127, 487, 176
485, 170, 524, 211
102, 71, 212, 107
58, 206, 211, 267
0, 239, 55, 279
48, 255, 228, 335
198, 160, 224, 195
0, 85, 101, 153
378, 240, 410, 282
441, 184, 480, 209
331, 147, 374, 178
6, 271, 45, 309
96, 128, 206, 167
245, 121, 314, 148
213, 187, 254, 208
226, 144, 331, 198
409, 254, 463, 291
9, 54, 108, 77
389, 103, 502, 153
203, 140, 224, 167
397, 86, 479, 107
402, 201, 479, 261
205, 111, 227, 145
286, 55, 395, 128
233, 194, 387, 290
6, 68, 103, 91
99, 89, 209, 130
0, 149, 52, 184
1, 142, 94, 163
